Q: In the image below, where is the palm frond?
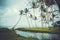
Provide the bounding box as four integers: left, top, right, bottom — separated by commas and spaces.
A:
29, 14, 33, 18
25, 8, 29, 13
32, 2, 38, 8
33, 16, 37, 20
19, 10, 24, 15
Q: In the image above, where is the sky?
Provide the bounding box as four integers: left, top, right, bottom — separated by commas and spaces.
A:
0, 0, 60, 28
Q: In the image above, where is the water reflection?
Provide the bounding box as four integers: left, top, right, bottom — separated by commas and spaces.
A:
15, 30, 59, 40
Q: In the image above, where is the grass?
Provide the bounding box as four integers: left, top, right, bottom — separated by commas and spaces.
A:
16, 35, 38, 40
15, 27, 60, 33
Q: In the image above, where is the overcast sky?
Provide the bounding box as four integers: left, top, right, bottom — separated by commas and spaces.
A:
0, 0, 60, 28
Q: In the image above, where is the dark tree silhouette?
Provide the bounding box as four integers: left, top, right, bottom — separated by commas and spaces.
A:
32, 2, 38, 8
19, 10, 24, 15
33, 16, 37, 20
55, 0, 60, 12
29, 14, 33, 18
45, 0, 55, 6
52, 21, 60, 27
25, 8, 29, 13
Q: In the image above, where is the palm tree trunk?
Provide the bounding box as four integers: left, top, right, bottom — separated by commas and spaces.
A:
12, 15, 22, 29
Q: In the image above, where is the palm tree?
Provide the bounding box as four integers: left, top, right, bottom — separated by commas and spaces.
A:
24, 8, 31, 27
19, 10, 24, 15
32, 2, 38, 8
33, 16, 37, 20
29, 14, 35, 27
25, 8, 29, 13
29, 14, 33, 18
31, 1, 38, 27
12, 10, 24, 29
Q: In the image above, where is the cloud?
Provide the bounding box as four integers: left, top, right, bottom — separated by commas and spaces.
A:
0, 0, 60, 28
0, 0, 32, 28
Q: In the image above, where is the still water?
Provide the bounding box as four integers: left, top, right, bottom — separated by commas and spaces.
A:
15, 30, 59, 40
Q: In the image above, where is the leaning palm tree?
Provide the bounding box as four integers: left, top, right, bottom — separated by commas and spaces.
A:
19, 10, 24, 15
12, 10, 24, 29
29, 14, 34, 27
32, 2, 38, 8
33, 16, 37, 20
29, 14, 33, 18
31, 1, 38, 27
25, 8, 29, 13
24, 8, 31, 27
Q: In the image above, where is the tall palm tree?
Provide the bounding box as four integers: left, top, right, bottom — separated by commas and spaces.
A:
19, 10, 24, 15
24, 8, 31, 27
29, 14, 34, 27
25, 8, 29, 13
31, 1, 38, 27
12, 10, 24, 29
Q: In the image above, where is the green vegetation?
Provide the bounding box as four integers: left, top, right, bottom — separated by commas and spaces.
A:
15, 27, 58, 32
16, 36, 38, 40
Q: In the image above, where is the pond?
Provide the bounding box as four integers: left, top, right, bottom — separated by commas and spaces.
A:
15, 30, 59, 40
